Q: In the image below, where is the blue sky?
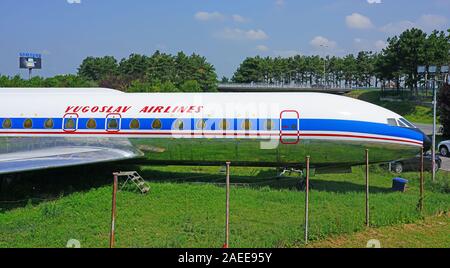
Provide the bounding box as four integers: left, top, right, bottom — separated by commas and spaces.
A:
0, 0, 449, 79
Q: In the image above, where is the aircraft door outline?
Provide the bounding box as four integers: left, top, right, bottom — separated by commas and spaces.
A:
280, 110, 300, 144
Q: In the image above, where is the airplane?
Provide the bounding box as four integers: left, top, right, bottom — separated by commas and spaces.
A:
0, 87, 431, 176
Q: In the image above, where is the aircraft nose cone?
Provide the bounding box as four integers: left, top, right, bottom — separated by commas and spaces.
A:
423, 133, 431, 151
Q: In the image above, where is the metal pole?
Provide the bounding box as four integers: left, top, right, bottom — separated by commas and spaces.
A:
323, 60, 326, 86
419, 147, 424, 212
365, 149, 369, 227
304, 156, 310, 244
223, 162, 231, 248
110, 173, 118, 248
432, 79, 437, 182
28, 68, 32, 80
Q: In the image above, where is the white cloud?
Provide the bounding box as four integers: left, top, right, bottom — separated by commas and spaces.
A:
367, 0, 381, 4
380, 14, 448, 34
194, 11, 225, 21
67, 0, 81, 3
352, 38, 386, 51
374, 40, 387, 50
379, 20, 415, 34
256, 45, 269, 52
346, 13, 374, 29
417, 14, 448, 30
232, 14, 248, 23
310, 36, 337, 49
274, 50, 301, 57
216, 28, 269, 40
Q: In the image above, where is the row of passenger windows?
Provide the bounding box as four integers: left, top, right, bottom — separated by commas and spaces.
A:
1, 118, 275, 131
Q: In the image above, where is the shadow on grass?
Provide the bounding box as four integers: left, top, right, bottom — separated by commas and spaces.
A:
137, 167, 392, 194
0, 162, 122, 212
1, 163, 392, 213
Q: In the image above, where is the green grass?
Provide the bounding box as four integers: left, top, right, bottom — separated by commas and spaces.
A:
308, 214, 449, 248
0, 165, 448, 248
346, 90, 434, 124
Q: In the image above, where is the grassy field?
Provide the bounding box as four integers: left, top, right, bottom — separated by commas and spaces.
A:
308, 214, 449, 248
345, 90, 434, 124
0, 164, 448, 248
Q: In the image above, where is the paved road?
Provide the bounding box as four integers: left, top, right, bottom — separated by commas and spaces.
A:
415, 123, 442, 135
414, 123, 450, 171
440, 156, 450, 172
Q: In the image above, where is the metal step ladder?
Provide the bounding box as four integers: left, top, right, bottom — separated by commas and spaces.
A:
116, 171, 150, 194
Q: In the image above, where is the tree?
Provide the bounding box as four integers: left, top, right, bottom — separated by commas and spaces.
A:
439, 83, 450, 138
232, 57, 264, 83
118, 54, 149, 81
180, 80, 202, 92
78, 56, 118, 81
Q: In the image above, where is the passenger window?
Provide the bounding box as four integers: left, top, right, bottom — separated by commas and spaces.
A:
242, 119, 252, 130
152, 119, 162, 129
220, 119, 228, 130
265, 119, 274, 130
387, 118, 397, 126
174, 119, 184, 130
23, 119, 33, 129
87, 119, 97, 129
65, 118, 76, 129
2, 119, 12, 129
196, 119, 206, 130
108, 118, 119, 129
130, 119, 140, 129
44, 119, 54, 129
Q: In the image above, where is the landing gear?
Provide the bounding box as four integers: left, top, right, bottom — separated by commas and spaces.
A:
277, 168, 311, 191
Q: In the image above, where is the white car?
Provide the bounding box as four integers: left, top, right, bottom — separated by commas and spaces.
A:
438, 140, 450, 157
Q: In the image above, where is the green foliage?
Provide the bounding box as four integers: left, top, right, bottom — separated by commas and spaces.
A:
0, 74, 95, 88
1, 50, 218, 93
0, 165, 448, 247
77, 56, 119, 81
179, 80, 202, 92
232, 28, 450, 93
82, 51, 218, 92
347, 90, 434, 124
438, 83, 450, 137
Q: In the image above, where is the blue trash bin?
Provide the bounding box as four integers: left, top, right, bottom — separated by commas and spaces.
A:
392, 177, 408, 192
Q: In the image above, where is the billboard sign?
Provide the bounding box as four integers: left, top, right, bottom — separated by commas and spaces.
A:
19, 52, 42, 69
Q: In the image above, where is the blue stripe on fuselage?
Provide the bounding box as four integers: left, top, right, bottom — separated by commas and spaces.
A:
0, 117, 423, 142
301, 119, 422, 142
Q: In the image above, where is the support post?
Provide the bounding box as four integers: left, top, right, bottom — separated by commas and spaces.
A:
223, 162, 231, 248
419, 147, 424, 212
432, 80, 437, 182
365, 149, 369, 227
304, 156, 310, 245
110, 173, 118, 248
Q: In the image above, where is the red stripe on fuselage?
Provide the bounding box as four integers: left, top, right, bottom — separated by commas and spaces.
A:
0, 131, 423, 146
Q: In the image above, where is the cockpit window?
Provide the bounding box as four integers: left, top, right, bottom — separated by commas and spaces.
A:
399, 118, 416, 128
397, 120, 407, 127
387, 118, 398, 126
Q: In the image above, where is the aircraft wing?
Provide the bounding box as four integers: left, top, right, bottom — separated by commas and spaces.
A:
0, 138, 143, 175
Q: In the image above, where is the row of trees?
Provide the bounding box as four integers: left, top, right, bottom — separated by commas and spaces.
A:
232, 28, 450, 92
0, 74, 94, 88
0, 28, 448, 93
0, 51, 218, 92
77, 51, 218, 92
